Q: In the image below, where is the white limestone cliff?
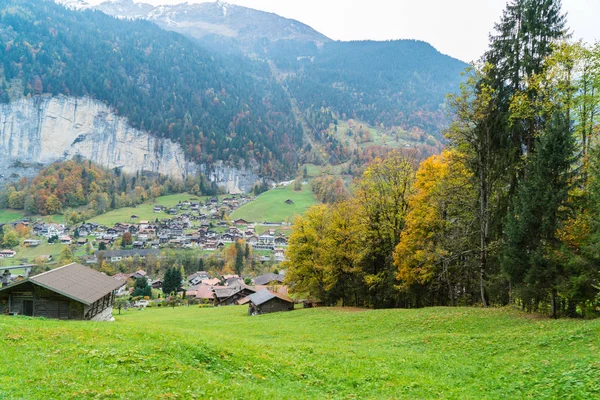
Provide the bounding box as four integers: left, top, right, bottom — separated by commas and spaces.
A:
0, 95, 259, 193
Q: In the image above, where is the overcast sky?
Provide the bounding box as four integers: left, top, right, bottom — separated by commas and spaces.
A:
90, 0, 598, 62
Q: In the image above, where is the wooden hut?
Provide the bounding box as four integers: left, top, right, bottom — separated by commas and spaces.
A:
248, 289, 294, 315
0, 263, 124, 321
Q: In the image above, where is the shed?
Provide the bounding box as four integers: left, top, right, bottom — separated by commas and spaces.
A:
0, 263, 124, 321
248, 289, 294, 315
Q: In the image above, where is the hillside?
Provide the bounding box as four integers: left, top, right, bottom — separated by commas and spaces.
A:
94, 0, 330, 46
0, 0, 301, 179
1, 306, 598, 399
87, 1, 467, 157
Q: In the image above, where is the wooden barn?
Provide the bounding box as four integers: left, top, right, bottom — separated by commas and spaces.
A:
0, 263, 124, 321
248, 289, 294, 315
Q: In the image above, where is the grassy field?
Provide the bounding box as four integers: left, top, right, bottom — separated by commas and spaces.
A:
231, 184, 318, 223
0, 306, 598, 399
0, 209, 25, 224
89, 193, 204, 226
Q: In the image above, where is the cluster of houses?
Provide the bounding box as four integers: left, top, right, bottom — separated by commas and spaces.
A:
2, 196, 290, 267
1, 263, 295, 320
113, 269, 290, 311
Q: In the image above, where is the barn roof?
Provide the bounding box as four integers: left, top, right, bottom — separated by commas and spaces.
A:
0, 263, 124, 306
253, 273, 285, 286
248, 289, 293, 306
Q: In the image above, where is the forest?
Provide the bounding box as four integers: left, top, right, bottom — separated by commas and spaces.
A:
0, 159, 220, 222
0, 0, 302, 178
283, 0, 600, 318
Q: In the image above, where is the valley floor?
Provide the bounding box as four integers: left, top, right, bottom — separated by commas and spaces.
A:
1, 306, 598, 399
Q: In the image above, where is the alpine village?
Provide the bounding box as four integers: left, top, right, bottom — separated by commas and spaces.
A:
0, 0, 599, 398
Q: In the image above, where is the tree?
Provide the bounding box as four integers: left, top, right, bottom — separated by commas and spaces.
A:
162, 267, 182, 295
45, 195, 62, 215
355, 151, 416, 308
2, 228, 19, 249
98, 241, 107, 251
394, 150, 477, 307
114, 297, 129, 315
121, 232, 133, 247
132, 277, 152, 298
58, 246, 74, 265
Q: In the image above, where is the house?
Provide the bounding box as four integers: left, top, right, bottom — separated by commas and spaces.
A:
234, 218, 249, 225
194, 284, 215, 302
213, 285, 256, 306
247, 289, 294, 315
274, 237, 288, 246
188, 271, 210, 286
0, 263, 124, 320
59, 236, 73, 245
23, 239, 42, 247
254, 273, 285, 286
151, 279, 163, 289
131, 270, 148, 280
76, 238, 88, 246
0, 250, 17, 258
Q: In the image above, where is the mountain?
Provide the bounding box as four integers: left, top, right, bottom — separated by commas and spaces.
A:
93, 0, 330, 48
1, 0, 301, 184
90, 1, 468, 152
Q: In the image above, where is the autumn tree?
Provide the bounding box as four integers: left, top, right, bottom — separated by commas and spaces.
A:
395, 150, 477, 307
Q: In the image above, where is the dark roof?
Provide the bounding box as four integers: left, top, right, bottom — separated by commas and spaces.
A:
248, 289, 293, 306
253, 273, 285, 286
0, 263, 124, 305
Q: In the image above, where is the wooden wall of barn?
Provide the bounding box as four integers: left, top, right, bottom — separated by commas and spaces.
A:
257, 298, 294, 314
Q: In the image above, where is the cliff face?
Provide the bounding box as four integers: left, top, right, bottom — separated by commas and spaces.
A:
0, 96, 259, 193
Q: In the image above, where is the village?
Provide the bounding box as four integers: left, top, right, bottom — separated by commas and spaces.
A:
0, 194, 298, 319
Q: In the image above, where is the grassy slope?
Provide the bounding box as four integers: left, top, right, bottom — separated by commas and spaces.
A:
231, 184, 318, 223
0, 209, 25, 224
89, 193, 203, 226
0, 307, 598, 399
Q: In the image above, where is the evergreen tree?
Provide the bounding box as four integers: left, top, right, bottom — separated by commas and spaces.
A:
132, 277, 152, 298
503, 111, 575, 317
162, 267, 182, 295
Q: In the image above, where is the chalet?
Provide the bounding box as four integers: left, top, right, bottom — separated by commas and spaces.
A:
153, 206, 163, 213
0, 263, 124, 320
247, 290, 294, 315
23, 239, 42, 247
0, 250, 17, 258
151, 279, 163, 289
131, 270, 148, 280
274, 237, 288, 246
132, 241, 145, 249
259, 235, 275, 245
221, 233, 234, 242
60, 236, 73, 245
202, 278, 221, 286
188, 271, 210, 286
76, 238, 88, 246
234, 219, 249, 225
246, 235, 258, 244
194, 284, 215, 302
254, 273, 285, 286
213, 285, 255, 306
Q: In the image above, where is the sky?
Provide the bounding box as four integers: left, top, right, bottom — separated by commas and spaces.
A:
88, 0, 599, 62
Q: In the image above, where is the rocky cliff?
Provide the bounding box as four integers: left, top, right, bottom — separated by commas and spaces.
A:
0, 95, 259, 193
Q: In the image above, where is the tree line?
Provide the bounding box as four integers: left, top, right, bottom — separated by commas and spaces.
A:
284, 0, 600, 318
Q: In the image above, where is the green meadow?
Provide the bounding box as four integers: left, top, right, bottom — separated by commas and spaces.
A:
0, 306, 598, 399
89, 193, 204, 226
0, 209, 25, 224
231, 184, 318, 223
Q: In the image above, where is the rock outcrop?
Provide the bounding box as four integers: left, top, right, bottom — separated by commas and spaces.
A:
0, 95, 259, 193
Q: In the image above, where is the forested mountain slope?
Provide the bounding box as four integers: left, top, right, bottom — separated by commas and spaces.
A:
0, 0, 302, 179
